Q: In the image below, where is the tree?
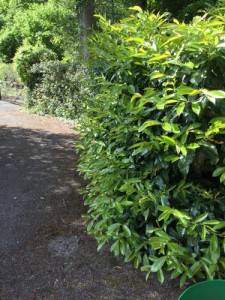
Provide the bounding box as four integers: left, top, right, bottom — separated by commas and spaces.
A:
0, 0, 78, 62
146, 0, 219, 21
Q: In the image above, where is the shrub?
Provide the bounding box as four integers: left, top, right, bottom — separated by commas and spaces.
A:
27, 60, 91, 118
13, 44, 58, 88
77, 8, 225, 286
0, 63, 19, 82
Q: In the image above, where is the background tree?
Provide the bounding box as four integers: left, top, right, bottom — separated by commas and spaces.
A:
0, 0, 78, 62
146, 0, 219, 21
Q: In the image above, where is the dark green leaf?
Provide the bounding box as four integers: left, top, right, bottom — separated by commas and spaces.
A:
194, 213, 208, 223
138, 120, 161, 132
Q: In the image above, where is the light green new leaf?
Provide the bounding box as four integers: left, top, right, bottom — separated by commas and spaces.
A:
126, 37, 145, 43
160, 135, 176, 145
192, 102, 201, 115
161, 35, 183, 47
187, 143, 200, 149
203, 90, 225, 99
151, 72, 165, 79
177, 102, 185, 116
177, 86, 196, 95
129, 6, 143, 12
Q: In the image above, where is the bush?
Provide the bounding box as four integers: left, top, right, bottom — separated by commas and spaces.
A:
0, 63, 19, 82
27, 60, 91, 119
13, 44, 58, 88
77, 8, 225, 286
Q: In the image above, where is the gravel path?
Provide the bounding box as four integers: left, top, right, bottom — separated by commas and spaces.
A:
0, 101, 182, 300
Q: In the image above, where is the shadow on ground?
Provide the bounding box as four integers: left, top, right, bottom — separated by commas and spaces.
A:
0, 124, 182, 300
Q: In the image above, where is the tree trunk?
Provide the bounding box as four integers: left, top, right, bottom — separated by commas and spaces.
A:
81, 0, 96, 32
81, 0, 96, 60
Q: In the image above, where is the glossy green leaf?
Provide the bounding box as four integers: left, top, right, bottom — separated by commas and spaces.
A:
180, 274, 187, 287
192, 102, 201, 115
220, 172, 225, 183
187, 143, 200, 149
195, 213, 208, 223
203, 90, 225, 99
212, 167, 225, 177
213, 221, 225, 230
177, 86, 196, 95
177, 102, 185, 116
160, 135, 176, 145
210, 235, 219, 263
187, 123, 201, 131
110, 240, 120, 256
108, 223, 120, 234
165, 155, 180, 162
151, 72, 165, 79
129, 6, 143, 11
201, 226, 207, 241
157, 269, 165, 283
151, 256, 167, 272
138, 120, 161, 132
123, 225, 132, 237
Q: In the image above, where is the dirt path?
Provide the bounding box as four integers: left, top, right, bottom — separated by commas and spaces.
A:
0, 101, 182, 300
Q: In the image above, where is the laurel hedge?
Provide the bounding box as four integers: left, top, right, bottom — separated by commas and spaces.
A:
77, 8, 225, 286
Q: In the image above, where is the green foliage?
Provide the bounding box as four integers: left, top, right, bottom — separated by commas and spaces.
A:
147, 0, 219, 21
0, 63, 19, 82
0, 0, 78, 62
178, 0, 218, 21
95, 0, 142, 22
13, 44, 57, 87
77, 9, 225, 286
26, 60, 91, 119
0, 28, 23, 63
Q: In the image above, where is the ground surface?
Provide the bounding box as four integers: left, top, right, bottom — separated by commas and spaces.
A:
0, 101, 183, 300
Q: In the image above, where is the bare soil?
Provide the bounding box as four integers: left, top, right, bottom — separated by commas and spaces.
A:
0, 101, 183, 300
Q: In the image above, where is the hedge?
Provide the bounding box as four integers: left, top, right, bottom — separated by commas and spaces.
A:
77, 8, 225, 286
